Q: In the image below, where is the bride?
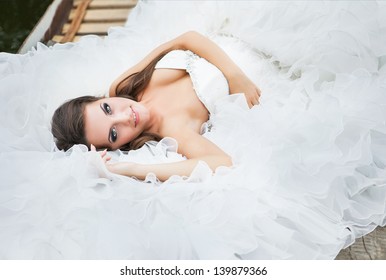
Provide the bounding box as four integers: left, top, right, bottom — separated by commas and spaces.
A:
51, 31, 260, 181
1, 1, 386, 260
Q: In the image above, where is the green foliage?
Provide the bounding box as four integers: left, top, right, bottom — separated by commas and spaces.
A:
0, 0, 52, 53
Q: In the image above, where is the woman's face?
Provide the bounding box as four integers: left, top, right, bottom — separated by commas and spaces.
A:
84, 97, 150, 150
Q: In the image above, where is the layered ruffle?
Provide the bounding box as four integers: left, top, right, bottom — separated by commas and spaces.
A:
0, 1, 386, 259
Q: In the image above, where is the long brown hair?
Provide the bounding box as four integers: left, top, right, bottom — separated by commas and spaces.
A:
114, 50, 170, 99
51, 50, 170, 151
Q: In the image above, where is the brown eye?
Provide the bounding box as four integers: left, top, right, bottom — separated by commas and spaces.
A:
103, 103, 112, 114
110, 127, 117, 143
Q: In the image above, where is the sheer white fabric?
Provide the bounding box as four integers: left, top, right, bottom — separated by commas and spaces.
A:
1, 1, 386, 259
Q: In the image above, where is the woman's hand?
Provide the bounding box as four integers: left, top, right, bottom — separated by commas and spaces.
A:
90, 144, 116, 173
91, 144, 111, 163
91, 144, 137, 176
228, 73, 261, 108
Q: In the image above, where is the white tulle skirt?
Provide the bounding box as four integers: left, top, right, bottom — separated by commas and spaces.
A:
1, 1, 386, 259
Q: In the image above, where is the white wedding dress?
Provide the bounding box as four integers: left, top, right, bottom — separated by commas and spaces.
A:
1, 1, 386, 260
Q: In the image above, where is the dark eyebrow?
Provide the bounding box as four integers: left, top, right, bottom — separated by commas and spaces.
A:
99, 103, 112, 144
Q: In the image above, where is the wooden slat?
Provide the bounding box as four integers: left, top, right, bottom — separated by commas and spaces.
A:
336, 226, 386, 260
74, 0, 137, 9
63, 21, 126, 35
19, 0, 73, 53
69, 8, 130, 22
60, 0, 91, 42
52, 35, 83, 43
55, 0, 137, 43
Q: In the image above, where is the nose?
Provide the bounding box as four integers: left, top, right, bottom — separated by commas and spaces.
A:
114, 111, 132, 125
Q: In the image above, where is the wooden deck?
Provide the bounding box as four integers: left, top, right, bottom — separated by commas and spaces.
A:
51, 0, 137, 43
336, 226, 386, 260
18, 0, 138, 53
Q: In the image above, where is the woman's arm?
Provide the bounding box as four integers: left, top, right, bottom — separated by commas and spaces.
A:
98, 130, 232, 181
109, 31, 260, 107
107, 155, 231, 182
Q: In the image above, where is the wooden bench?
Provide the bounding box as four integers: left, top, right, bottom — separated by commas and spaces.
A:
51, 0, 137, 43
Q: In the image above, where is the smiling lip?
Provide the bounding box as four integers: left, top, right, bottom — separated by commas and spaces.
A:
131, 107, 139, 127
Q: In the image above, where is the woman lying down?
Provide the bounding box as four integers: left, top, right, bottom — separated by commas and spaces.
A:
52, 31, 261, 181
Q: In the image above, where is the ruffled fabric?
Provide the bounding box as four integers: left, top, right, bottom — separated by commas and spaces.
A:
1, 1, 386, 259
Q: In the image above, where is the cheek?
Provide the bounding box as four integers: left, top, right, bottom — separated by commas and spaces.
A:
120, 127, 136, 144
86, 127, 104, 147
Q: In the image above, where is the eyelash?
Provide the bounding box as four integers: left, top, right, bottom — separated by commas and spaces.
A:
103, 103, 112, 114
102, 103, 117, 143
110, 127, 117, 143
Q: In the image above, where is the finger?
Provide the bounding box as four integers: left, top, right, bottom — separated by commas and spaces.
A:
254, 95, 260, 104
100, 149, 107, 157
254, 90, 261, 102
249, 96, 259, 108
90, 144, 96, 152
